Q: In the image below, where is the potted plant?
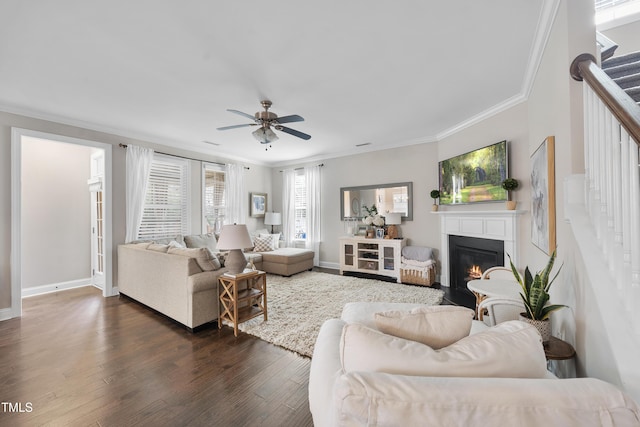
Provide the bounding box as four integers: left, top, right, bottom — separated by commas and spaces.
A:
508, 250, 566, 344
501, 178, 519, 210
430, 189, 440, 212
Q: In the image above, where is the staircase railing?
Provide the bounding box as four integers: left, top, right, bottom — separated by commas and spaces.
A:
570, 53, 640, 329
596, 31, 618, 62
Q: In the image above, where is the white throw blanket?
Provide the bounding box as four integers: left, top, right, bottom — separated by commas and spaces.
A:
401, 257, 435, 278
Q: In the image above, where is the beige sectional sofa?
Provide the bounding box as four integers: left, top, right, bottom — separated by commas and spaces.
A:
118, 243, 226, 330
117, 232, 314, 330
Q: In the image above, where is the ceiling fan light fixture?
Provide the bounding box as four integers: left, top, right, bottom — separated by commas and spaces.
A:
252, 126, 279, 144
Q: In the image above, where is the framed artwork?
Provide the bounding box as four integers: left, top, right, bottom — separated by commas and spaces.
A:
250, 192, 267, 218
530, 136, 556, 255
375, 228, 385, 239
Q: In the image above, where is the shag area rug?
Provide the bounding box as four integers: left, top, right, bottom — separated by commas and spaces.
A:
236, 271, 444, 357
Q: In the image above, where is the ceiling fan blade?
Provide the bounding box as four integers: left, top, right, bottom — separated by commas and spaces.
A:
227, 109, 256, 120
276, 114, 304, 124
217, 123, 256, 131
276, 125, 311, 140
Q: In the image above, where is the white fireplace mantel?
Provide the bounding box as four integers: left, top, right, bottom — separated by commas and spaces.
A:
433, 210, 525, 287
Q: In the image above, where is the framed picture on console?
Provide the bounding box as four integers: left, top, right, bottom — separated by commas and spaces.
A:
530, 136, 556, 255
250, 192, 267, 218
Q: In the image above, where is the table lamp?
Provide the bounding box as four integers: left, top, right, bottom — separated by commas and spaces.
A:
216, 224, 254, 274
264, 212, 282, 234
385, 213, 402, 239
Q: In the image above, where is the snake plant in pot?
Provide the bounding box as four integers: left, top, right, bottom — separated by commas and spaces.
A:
508, 250, 566, 344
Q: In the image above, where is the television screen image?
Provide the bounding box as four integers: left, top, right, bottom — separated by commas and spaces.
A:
438, 140, 508, 205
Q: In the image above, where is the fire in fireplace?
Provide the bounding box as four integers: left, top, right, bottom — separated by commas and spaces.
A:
449, 235, 505, 294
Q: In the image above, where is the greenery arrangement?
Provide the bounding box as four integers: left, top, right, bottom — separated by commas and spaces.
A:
362, 204, 384, 226
501, 178, 519, 191
508, 250, 565, 321
430, 190, 440, 204
362, 204, 378, 217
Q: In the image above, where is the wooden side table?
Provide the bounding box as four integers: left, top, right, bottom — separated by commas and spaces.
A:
544, 336, 576, 360
218, 270, 267, 337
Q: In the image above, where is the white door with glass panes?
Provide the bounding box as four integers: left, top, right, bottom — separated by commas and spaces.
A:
88, 151, 105, 289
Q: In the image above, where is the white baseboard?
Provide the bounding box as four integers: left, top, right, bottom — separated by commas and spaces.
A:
22, 278, 91, 298
0, 307, 14, 321
319, 261, 339, 270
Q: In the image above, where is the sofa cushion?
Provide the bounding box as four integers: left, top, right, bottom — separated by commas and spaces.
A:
340, 320, 548, 379
374, 306, 474, 349
259, 247, 314, 263
152, 235, 185, 246
168, 247, 221, 271
184, 233, 217, 251
253, 235, 274, 252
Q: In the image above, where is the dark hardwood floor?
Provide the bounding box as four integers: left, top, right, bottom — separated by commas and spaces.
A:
0, 268, 473, 426
0, 287, 313, 427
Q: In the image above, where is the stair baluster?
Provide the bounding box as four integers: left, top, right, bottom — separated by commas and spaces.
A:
572, 50, 640, 333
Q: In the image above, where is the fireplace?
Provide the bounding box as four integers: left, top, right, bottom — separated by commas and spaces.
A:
436, 210, 522, 288
449, 235, 505, 294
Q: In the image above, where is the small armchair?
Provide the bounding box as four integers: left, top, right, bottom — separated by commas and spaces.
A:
477, 297, 524, 326
481, 266, 513, 280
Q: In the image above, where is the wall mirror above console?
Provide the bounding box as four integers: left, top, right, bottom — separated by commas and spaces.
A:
340, 182, 413, 220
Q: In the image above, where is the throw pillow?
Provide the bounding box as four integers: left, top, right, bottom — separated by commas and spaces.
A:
147, 243, 170, 253
340, 320, 547, 379
253, 235, 274, 252
184, 233, 217, 252
168, 240, 184, 249
260, 233, 281, 250
167, 247, 221, 271
374, 306, 474, 349
214, 251, 228, 267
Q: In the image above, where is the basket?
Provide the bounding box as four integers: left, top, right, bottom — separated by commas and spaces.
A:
400, 265, 436, 287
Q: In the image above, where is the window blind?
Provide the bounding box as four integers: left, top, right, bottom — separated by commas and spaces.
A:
138, 155, 189, 240
595, 0, 633, 10
294, 172, 307, 239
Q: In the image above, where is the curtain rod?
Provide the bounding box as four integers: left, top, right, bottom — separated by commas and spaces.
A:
279, 163, 325, 172
118, 143, 249, 169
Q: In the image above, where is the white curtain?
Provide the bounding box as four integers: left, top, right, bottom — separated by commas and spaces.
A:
225, 163, 247, 224
125, 145, 154, 242
282, 168, 297, 247
305, 165, 322, 265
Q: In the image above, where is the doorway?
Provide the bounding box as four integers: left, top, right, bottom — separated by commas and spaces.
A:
10, 128, 114, 319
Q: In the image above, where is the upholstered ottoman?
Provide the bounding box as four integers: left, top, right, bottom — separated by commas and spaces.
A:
258, 248, 314, 276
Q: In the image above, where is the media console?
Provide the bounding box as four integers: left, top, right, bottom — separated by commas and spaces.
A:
339, 236, 406, 283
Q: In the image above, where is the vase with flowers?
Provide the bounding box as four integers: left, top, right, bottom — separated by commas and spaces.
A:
362, 204, 385, 238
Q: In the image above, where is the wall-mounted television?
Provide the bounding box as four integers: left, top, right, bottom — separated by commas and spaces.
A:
438, 140, 508, 205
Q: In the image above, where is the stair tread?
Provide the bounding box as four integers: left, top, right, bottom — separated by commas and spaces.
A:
603, 60, 640, 79
613, 72, 640, 89
602, 51, 640, 69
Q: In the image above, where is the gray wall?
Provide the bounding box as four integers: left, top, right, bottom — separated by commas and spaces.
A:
602, 18, 640, 55
21, 137, 93, 289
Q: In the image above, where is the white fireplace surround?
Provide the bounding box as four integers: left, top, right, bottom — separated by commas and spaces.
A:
435, 210, 525, 287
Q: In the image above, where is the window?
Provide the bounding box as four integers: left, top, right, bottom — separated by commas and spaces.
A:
203, 163, 226, 234
294, 171, 307, 240
137, 154, 190, 240
595, 0, 640, 25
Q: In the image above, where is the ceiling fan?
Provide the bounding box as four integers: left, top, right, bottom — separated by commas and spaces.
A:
217, 100, 311, 145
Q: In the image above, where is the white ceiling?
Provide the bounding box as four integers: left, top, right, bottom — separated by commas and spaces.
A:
0, 1, 547, 166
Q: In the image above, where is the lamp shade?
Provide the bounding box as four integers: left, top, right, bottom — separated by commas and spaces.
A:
264, 212, 282, 226
385, 213, 402, 225
252, 127, 279, 144
216, 224, 253, 250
